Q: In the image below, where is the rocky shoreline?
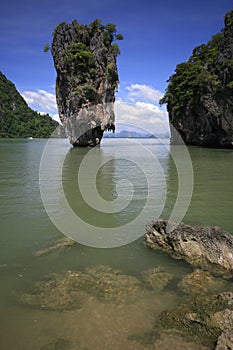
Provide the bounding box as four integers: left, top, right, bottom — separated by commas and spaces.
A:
145, 220, 233, 349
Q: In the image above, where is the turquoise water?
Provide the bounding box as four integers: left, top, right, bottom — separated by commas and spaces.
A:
0, 138, 232, 349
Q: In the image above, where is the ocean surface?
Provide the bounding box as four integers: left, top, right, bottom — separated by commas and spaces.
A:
0, 138, 232, 349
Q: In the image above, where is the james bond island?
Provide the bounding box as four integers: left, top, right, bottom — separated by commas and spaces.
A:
49, 19, 123, 147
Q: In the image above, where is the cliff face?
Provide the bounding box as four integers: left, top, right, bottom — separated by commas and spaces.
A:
161, 10, 233, 148
51, 20, 122, 146
0, 71, 58, 138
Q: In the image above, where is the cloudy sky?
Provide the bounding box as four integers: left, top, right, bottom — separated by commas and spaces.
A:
0, 0, 230, 133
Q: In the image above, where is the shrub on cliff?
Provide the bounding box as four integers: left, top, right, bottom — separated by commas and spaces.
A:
160, 33, 223, 119
160, 10, 233, 147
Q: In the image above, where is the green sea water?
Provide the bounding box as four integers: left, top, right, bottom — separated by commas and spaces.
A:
0, 138, 232, 349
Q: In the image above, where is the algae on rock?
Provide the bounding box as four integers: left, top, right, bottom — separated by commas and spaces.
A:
177, 269, 228, 295
140, 267, 174, 291
34, 237, 76, 257
158, 292, 233, 348
21, 265, 142, 310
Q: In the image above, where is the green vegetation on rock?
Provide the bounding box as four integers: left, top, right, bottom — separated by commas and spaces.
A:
160, 10, 233, 147
0, 71, 58, 138
158, 293, 233, 347
43, 44, 50, 52
21, 265, 142, 310
53, 19, 123, 87
160, 33, 223, 121
50, 18, 123, 146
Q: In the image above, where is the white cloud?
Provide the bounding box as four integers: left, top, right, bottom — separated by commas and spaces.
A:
115, 83, 168, 134
21, 89, 60, 123
126, 83, 164, 104
20, 83, 169, 133
22, 89, 57, 113
115, 100, 168, 134
51, 113, 61, 124
21, 89, 61, 123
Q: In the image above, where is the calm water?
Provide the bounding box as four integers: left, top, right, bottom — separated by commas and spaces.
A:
0, 138, 233, 349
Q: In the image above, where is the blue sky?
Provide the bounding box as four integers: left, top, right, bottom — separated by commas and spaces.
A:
0, 0, 231, 133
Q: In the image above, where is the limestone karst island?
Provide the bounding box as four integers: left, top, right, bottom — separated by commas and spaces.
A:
49, 19, 123, 147
1, 13, 233, 149
161, 10, 233, 148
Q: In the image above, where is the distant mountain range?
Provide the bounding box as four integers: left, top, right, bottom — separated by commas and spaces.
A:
104, 129, 170, 139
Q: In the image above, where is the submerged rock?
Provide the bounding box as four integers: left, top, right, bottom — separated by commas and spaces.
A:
34, 237, 76, 257
146, 220, 233, 277
40, 338, 72, 350
153, 331, 210, 350
177, 269, 228, 295
128, 329, 210, 350
158, 292, 233, 348
21, 265, 142, 310
140, 267, 174, 291
50, 20, 122, 146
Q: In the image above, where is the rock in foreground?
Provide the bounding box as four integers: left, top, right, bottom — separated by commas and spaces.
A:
159, 292, 233, 348
51, 20, 122, 146
146, 220, 233, 277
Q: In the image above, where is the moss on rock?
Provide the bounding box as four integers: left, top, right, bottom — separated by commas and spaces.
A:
21, 265, 143, 310
158, 293, 233, 347
140, 267, 174, 291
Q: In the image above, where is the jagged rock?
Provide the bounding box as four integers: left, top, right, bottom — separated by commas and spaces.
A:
146, 220, 233, 277
161, 10, 233, 148
51, 20, 122, 146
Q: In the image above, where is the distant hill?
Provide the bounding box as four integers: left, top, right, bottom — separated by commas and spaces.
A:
104, 129, 170, 138
0, 71, 58, 138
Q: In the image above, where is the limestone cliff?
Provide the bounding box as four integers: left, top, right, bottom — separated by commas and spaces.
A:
51, 20, 122, 146
161, 10, 233, 148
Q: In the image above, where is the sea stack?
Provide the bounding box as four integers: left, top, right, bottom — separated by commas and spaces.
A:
160, 10, 233, 148
51, 20, 122, 146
